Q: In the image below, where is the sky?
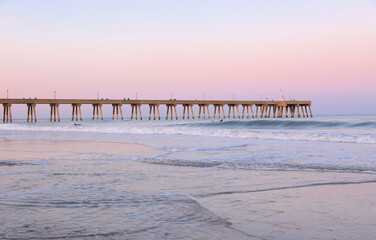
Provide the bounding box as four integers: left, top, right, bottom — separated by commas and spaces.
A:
1, 0, 376, 116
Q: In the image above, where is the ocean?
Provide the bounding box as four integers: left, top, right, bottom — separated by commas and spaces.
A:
1, 115, 375, 239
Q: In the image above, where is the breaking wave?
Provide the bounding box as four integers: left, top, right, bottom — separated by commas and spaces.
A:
142, 156, 376, 173
186, 119, 376, 129
0, 118, 375, 144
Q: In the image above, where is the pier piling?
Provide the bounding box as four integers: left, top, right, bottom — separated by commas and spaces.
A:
228, 104, 240, 118
213, 104, 226, 118
131, 104, 142, 120
213, 104, 226, 119
285, 106, 289, 118
71, 104, 82, 121
198, 104, 210, 119
49, 104, 60, 122
27, 103, 37, 122
166, 104, 178, 120
2, 103, 12, 123
304, 105, 310, 118
182, 104, 194, 119
301, 106, 306, 118
241, 104, 254, 119
112, 104, 123, 120
92, 104, 103, 120
260, 105, 266, 118
290, 106, 295, 118
149, 104, 160, 120
308, 106, 313, 117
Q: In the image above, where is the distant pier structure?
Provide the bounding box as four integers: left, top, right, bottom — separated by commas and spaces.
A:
1, 98, 312, 123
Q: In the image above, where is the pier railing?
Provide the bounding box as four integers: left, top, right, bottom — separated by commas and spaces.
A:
1, 98, 312, 122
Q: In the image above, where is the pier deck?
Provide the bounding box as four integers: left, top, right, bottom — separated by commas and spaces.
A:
1, 98, 312, 122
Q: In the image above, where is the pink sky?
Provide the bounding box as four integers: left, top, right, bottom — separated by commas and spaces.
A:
1, 1, 376, 115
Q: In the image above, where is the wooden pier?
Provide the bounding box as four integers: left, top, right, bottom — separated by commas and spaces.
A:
0, 99, 312, 122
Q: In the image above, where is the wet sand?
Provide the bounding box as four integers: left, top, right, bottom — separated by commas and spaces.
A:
1, 138, 376, 239
199, 181, 376, 240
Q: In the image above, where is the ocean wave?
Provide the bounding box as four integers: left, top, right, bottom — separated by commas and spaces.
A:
0, 124, 376, 144
142, 157, 376, 174
0, 161, 33, 167
187, 120, 376, 129
1, 123, 375, 144
195, 179, 376, 198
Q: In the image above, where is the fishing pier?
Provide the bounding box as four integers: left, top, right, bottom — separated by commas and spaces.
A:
1, 99, 312, 122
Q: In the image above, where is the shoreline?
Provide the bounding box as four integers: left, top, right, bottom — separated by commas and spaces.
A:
198, 181, 376, 240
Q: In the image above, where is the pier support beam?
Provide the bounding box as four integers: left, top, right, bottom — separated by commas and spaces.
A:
304, 105, 310, 118
49, 104, 60, 122
213, 104, 226, 119
255, 105, 266, 118
26, 103, 37, 122
71, 104, 82, 121
182, 104, 194, 119
262, 105, 269, 118
264, 105, 268, 118
166, 104, 178, 120
112, 104, 123, 120
2, 104, 12, 123
260, 105, 267, 118
92, 104, 103, 120
296, 105, 301, 118
300, 105, 306, 118
275, 106, 280, 118
277, 106, 284, 118
274, 105, 287, 118
149, 104, 160, 120
198, 104, 210, 119
289, 105, 295, 118
131, 104, 142, 120
285, 106, 289, 118
227, 104, 240, 118
267, 105, 272, 118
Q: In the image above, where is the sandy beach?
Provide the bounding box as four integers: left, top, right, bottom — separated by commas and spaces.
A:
1, 121, 375, 240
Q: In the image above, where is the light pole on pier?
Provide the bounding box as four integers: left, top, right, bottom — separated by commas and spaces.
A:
54, 90, 56, 99
97, 91, 99, 100
280, 89, 283, 101
7, 90, 9, 99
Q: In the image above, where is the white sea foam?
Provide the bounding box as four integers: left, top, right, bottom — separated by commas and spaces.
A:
0, 122, 375, 144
